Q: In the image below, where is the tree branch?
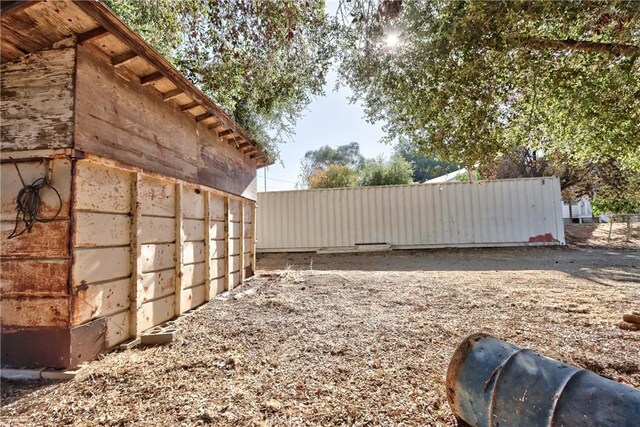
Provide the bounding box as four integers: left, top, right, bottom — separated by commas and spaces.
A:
521, 37, 640, 57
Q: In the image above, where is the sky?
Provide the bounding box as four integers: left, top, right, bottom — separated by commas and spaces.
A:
258, 1, 394, 192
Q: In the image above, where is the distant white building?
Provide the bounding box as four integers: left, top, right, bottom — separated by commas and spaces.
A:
562, 196, 595, 224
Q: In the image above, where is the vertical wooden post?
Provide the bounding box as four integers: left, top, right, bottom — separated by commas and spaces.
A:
129, 173, 142, 338
239, 201, 246, 282
224, 196, 231, 291
174, 183, 184, 316
251, 202, 257, 276
204, 191, 212, 301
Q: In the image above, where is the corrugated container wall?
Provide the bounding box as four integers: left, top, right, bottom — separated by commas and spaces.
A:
257, 177, 565, 252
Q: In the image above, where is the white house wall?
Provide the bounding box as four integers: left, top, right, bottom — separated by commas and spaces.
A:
257, 177, 565, 252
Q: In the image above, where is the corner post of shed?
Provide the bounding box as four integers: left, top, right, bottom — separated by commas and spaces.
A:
174, 183, 184, 316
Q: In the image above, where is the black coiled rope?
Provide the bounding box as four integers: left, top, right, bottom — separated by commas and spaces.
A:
7, 163, 62, 239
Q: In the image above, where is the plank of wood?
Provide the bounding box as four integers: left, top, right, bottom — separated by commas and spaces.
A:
174, 183, 183, 316
75, 212, 130, 247
0, 259, 69, 297
182, 186, 205, 219
218, 129, 234, 138
77, 26, 109, 44
129, 173, 142, 338
162, 88, 183, 101
112, 50, 138, 68
140, 71, 164, 86
183, 241, 205, 265
138, 175, 175, 217
181, 262, 205, 289
73, 278, 130, 325
183, 218, 205, 242
239, 203, 245, 282
210, 239, 226, 259
1, 296, 69, 328
1, 46, 75, 150
209, 221, 225, 240
141, 243, 175, 273
75, 161, 132, 213
204, 192, 212, 301
195, 112, 213, 122
74, 246, 131, 285
180, 284, 206, 313
140, 269, 175, 303
224, 196, 231, 290
251, 202, 257, 275
140, 216, 175, 244
0, 220, 69, 258
180, 101, 200, 112
139, 295, 174, 332
105, 310, 129, 348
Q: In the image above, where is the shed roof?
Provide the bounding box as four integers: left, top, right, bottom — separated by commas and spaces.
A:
0, 0, 271, 167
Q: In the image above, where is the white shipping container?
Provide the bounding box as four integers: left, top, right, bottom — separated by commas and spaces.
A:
257, 177, 565, 252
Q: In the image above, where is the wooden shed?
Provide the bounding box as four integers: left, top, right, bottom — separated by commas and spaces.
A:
1, 1, 270, 369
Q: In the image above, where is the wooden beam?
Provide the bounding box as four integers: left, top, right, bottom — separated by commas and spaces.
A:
224, 197, 231, 291
78, 26, 109, 45
207, 119, 221, 129
237, 141, 251, 149
162, 88, 183, 101
251, 202, 257, 277
112, 51, 138, 68
239, 203, 245, 283
174, 183, 184, 316
195, 112, 213, 122
180, 101, 199, 112
204, 192, 212, 302
218, 129, 234, 138
140, 71, 164, 86
129, 173, 142, 338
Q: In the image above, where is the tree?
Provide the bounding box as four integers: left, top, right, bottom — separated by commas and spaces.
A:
106, 0, 335, 159
395, 140, 459, 182
299, 142, 365, 184
359, 155, 414, 186
336, 1, 640, 172
308, 164, 358, 189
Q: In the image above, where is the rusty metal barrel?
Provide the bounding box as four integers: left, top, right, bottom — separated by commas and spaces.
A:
446, 333, 640, 427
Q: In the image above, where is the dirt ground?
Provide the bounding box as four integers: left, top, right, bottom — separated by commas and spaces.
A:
565, 222, 640, 249
2, 246, 639, 426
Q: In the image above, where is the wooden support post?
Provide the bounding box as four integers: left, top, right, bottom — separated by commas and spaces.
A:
129, 173, 143, 338
251, 202, 257, 276
239, 202, 246, 282
204, 192, 212, 301
224, 196, 231, 291
175, 183, 184, 316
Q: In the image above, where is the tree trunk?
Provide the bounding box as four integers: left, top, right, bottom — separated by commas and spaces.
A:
568, 197, 573, 225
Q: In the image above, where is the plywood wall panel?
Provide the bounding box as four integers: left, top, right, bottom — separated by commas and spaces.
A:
74, 247, 131, 285
181, 262, 205, 288
139, 176, 175, 217
105, 310, 129, 348
139, 295, 174, 332
183, 219, 205, 241
75, 212, 130, 247
73, 278, 130, 325
140, 243, 174, 273
140, 216, 175, 244
140, 269, 175, 303
75, 162, 131, 213
183, 241, 205, 265
182, 187, 205, 219
181, 285, 205, 313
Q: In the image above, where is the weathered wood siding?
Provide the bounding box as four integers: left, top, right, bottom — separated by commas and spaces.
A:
1, 45, 75, 151
74, 44, 258, 201
70, 159, 257, 348
0, 158, 72, 328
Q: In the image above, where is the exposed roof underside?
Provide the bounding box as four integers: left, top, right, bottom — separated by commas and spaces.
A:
0, 0, 271, 167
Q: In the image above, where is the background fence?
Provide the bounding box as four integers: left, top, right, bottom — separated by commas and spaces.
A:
256, 177, 565, 252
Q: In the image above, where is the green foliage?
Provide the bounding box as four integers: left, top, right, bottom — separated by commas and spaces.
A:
395, 140, 459, 182
106, 0, 336, 159
308, 163, 358, 189
359, 155, 414, 186
591, 196, 639, 216
336, 0, 640, 172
